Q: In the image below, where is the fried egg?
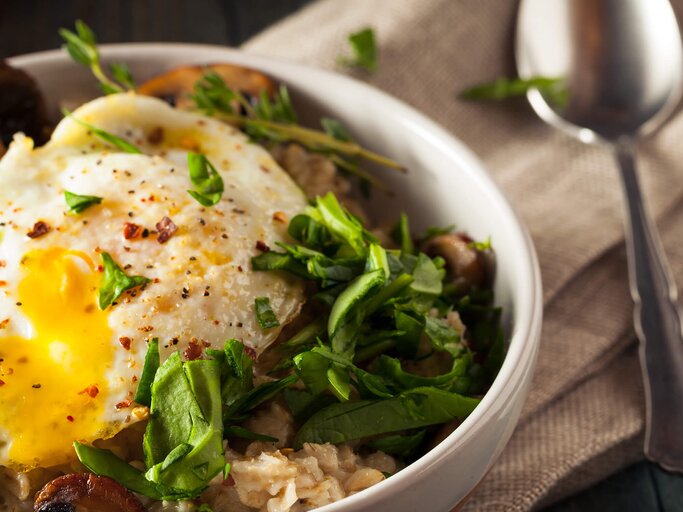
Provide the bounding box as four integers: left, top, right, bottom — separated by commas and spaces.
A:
0, 94, 307, 470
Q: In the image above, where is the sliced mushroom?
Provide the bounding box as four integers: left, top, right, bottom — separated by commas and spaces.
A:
138, 63, 276, 110
34, 473, 145, 512
0, 61, 51, 147
421, 233, 494, 292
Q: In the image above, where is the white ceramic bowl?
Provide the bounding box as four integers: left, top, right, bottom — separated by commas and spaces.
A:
9, 44, 543, 512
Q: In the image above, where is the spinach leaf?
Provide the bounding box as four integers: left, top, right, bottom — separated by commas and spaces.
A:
410, 253, 443, 296
187, 152, 224, 207
133, 337, 160, 407
294, 387, 479, 448
73, 442, 174, 500
224, 425, 278, 443
219, 339, 254, 411
223, 374, 297, 422
251, 251, 311, 279
328, 269, 384, 340
64, 190, 103, 214
423, 316, 461, 354
143, 354, 224, 495
283, 389, 337, 423
98, 252, 150, 310
316, 192, 366, 256
254, 297, 280, 329
367, 430, 426, 458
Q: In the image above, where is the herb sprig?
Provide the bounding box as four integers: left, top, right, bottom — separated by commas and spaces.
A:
460, 76, 566, 104
191, 72, 403, 179
62, 108, 141, 154
59, 20, 136, 94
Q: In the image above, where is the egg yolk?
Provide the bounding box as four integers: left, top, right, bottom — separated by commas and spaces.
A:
0, 248, 115, 469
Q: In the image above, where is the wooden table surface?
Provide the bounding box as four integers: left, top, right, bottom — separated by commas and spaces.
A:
1, 1, 682, 510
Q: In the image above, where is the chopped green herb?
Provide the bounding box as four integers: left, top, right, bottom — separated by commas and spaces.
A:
63, 109, 141, 154
98, 252, 150, 310
186, 152, 224, 207
64, 190, 103, 214
254, 297, 280, 329
367, 430, 426, 457
59, 20, 135, 94
460, 76, 563, 101
339, 27, 378, 72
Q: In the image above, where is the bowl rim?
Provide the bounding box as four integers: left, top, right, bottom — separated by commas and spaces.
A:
9, 43, 544, 510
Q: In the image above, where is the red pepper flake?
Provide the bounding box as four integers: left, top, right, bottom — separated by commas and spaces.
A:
156, 216, 178, 244
0, 380, 4, 387
183, 339, 210, 361
119, 336, 132, 350
138, 326, 154, 333
255, 240, 270, 252
244, 346, 257, 361
147, 126, 164, 145
66, 415, 74, 422
123, 222, 142, 240
0, 281, 7, 287
79, 385, 99, 398
0, 318, 9, 329
27, 221, 50, 239
115, 400, 133, 410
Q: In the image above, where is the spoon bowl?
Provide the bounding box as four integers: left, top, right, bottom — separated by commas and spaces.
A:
516, 0, 683, 472
517, 0, 683, 143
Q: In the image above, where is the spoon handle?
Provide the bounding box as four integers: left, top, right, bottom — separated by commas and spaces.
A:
615, 142, 683, 472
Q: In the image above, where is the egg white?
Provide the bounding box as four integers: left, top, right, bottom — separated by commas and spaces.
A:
0, 94, 308, 468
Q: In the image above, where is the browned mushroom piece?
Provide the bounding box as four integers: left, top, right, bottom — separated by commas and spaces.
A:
34, 473, 145, 512
0, 61, 51, 147
421, 233, 494, 292
138, 63, 276, 110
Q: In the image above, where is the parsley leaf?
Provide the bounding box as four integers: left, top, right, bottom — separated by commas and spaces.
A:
254, 297, 280, 329
64, 190, 103, 214
98, 252, 151, 310
339, 27, 378, 72
63, 109, 141, 154
186, 152, 224, 207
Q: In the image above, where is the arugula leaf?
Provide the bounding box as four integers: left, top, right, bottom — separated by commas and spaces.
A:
64, 190, 103, 214
98, 252, 150, 310
254, 297, 280, 329
134, 337, 160, 407
187, 152, 224, 206
339, 27, 378, 72
294, 387, 479, 448
460, 76, 564, 102
367, 430, 426, 457
63, 109, 141, 154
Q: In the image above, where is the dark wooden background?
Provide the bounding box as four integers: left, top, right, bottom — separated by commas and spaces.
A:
1, 0, 683, 510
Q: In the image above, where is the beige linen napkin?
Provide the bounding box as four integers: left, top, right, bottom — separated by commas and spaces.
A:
242, 1, 683, 510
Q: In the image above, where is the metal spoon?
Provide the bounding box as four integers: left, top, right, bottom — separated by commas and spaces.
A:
516, 0, 683, 472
